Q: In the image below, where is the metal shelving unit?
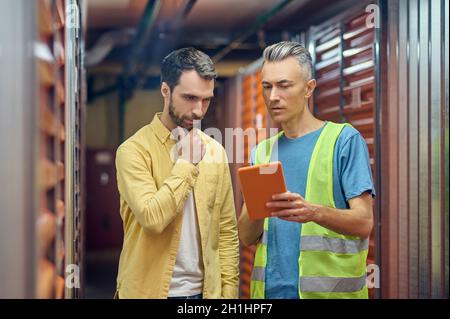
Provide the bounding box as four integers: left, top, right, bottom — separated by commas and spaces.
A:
0, 0, 85, 299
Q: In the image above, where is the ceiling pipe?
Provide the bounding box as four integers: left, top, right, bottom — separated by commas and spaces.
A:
212, 0, 294, 63
169, 0, 197, 33
134, 0, 198, 88
123, 0, 162, 82
118, 0, 161, 142
85, 28, 135, 67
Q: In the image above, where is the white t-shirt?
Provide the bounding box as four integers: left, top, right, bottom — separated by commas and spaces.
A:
168, 191, 204, 297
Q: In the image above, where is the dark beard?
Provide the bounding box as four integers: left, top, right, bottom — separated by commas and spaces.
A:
168, 96, 202, 130
168, 100, 186, 128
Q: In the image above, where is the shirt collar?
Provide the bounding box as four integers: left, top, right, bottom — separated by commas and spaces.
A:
150, 112, 174, 144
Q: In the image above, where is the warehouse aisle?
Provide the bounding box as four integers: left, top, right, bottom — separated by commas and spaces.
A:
0, 0, 448, 299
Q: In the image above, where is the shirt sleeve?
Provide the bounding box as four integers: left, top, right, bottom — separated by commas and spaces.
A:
115, 143, 199, 235
338, 131, 376, 201
218, 150, 240, 298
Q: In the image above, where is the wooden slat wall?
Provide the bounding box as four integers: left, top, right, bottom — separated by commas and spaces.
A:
238, 68, 275, 298
36, 0, 67, 299
309, 6, 378, 298
239, 74, 256, 299
36, 0, 85, 299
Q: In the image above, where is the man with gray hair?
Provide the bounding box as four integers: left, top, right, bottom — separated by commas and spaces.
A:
238, 41, 375, 299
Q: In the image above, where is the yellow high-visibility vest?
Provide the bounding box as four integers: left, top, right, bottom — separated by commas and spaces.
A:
250, 122, 369, 299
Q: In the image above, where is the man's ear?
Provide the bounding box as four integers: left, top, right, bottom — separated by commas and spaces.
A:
305, 79, 316, 98
161, 82, 170, 98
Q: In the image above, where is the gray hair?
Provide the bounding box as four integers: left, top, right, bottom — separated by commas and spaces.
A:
263, 41, 313, 80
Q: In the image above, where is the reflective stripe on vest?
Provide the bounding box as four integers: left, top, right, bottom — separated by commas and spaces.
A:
300, 236, 369, 254
250, 122, 369, 299
300, 275, 367, 293
250, 218, 269, 299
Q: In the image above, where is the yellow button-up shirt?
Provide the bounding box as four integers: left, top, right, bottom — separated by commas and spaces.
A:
115, 112, 239, 298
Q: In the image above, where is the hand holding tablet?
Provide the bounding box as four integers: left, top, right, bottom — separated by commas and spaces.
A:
237, 161, 287, 220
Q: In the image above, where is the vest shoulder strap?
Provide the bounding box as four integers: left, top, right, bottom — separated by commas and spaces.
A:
305, 121, 351, 207
254, 131, 283, 164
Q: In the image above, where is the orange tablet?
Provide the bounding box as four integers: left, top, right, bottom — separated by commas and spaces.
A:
238, 161, 287, 220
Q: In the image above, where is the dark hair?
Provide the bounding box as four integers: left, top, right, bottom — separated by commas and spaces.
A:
160, 47, 217, 90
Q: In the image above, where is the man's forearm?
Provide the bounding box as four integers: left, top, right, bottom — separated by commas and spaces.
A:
313, 205, 373, 239
238, 206, 264, 246
118, 157, 199, 234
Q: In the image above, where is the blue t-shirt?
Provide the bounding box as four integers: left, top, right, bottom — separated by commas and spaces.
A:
250, 122, 376, 299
